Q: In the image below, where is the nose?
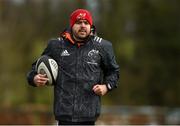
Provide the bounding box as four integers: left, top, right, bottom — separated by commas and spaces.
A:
80, 22, 86, 27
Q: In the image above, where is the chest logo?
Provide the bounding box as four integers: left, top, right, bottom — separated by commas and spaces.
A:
87, 49, 99, 65
61, 50, 70, 56
88, 49, 99, 57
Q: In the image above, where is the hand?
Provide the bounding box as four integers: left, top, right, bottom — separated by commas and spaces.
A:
33, 74, 49, 87
92, 84, 108, 96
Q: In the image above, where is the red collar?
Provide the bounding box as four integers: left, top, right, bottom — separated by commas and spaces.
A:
61, 32, 86, 47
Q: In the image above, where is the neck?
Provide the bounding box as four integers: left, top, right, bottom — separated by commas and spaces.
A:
72, 34, 90, 43
72, 35, 84, 42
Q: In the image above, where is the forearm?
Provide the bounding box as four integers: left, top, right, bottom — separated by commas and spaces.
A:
104, 70, 119, 91
27, 70, 37, 87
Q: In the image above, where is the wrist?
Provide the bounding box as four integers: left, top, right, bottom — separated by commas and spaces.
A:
106, 83, 112, 91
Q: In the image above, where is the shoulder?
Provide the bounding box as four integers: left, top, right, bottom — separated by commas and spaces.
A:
92, 36, 113, 50
47, 37, 64, 46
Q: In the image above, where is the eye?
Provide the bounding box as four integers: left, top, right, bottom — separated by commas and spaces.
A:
75, 20, 82, 24
84, 21, 89, 25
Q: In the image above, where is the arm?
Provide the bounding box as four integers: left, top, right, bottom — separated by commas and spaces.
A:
93, 40, 120, 95
102, 41, 119, 91
26, 40, 53, 87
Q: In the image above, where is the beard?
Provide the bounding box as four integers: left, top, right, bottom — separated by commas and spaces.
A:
72, 29, 90, 41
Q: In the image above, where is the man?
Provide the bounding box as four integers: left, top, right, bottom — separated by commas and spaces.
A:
27, 9, 119, 125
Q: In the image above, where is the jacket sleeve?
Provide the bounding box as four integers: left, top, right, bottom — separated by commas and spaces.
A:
101, 40, 120, 91
26, 40, 53, 87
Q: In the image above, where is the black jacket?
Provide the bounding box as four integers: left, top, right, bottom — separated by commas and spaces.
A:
27, 35, 119, 122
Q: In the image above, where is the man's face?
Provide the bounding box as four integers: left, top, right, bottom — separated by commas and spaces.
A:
72, 19, 91, 41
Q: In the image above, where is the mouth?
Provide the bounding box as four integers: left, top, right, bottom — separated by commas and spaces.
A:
78, 31, 86, 35
79, 29, 86, 33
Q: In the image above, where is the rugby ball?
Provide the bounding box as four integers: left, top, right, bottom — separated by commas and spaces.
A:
35, 55, 58, 85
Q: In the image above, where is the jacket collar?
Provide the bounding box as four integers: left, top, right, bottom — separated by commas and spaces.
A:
61, 27, 94, 47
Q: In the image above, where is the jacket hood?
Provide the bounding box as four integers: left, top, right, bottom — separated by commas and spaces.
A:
60, 26, 97, 47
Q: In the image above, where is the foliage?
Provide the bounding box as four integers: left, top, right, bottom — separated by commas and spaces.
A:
0, 0, 179, 107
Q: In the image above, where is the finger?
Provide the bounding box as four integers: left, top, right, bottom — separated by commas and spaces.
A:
39, 74, 47, 77
94, 90, 102, 96
93, 87, 101, 94
39, 77, 49, 81
37, 80, 47, 84
36, 74, 48, 80
94, 88, 100, 93
92, 85, 99, 91
36, 80, 47, 86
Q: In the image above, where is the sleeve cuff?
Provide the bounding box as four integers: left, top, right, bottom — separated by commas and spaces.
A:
106, 83, 112, 91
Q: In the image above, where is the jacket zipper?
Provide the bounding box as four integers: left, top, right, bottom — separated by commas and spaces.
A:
72, 45, 79, 121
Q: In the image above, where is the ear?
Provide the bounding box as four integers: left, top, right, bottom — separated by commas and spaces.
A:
90, 25, 97, 35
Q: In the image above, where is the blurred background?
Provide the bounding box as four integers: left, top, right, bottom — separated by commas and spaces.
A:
0, 0, 180, 125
